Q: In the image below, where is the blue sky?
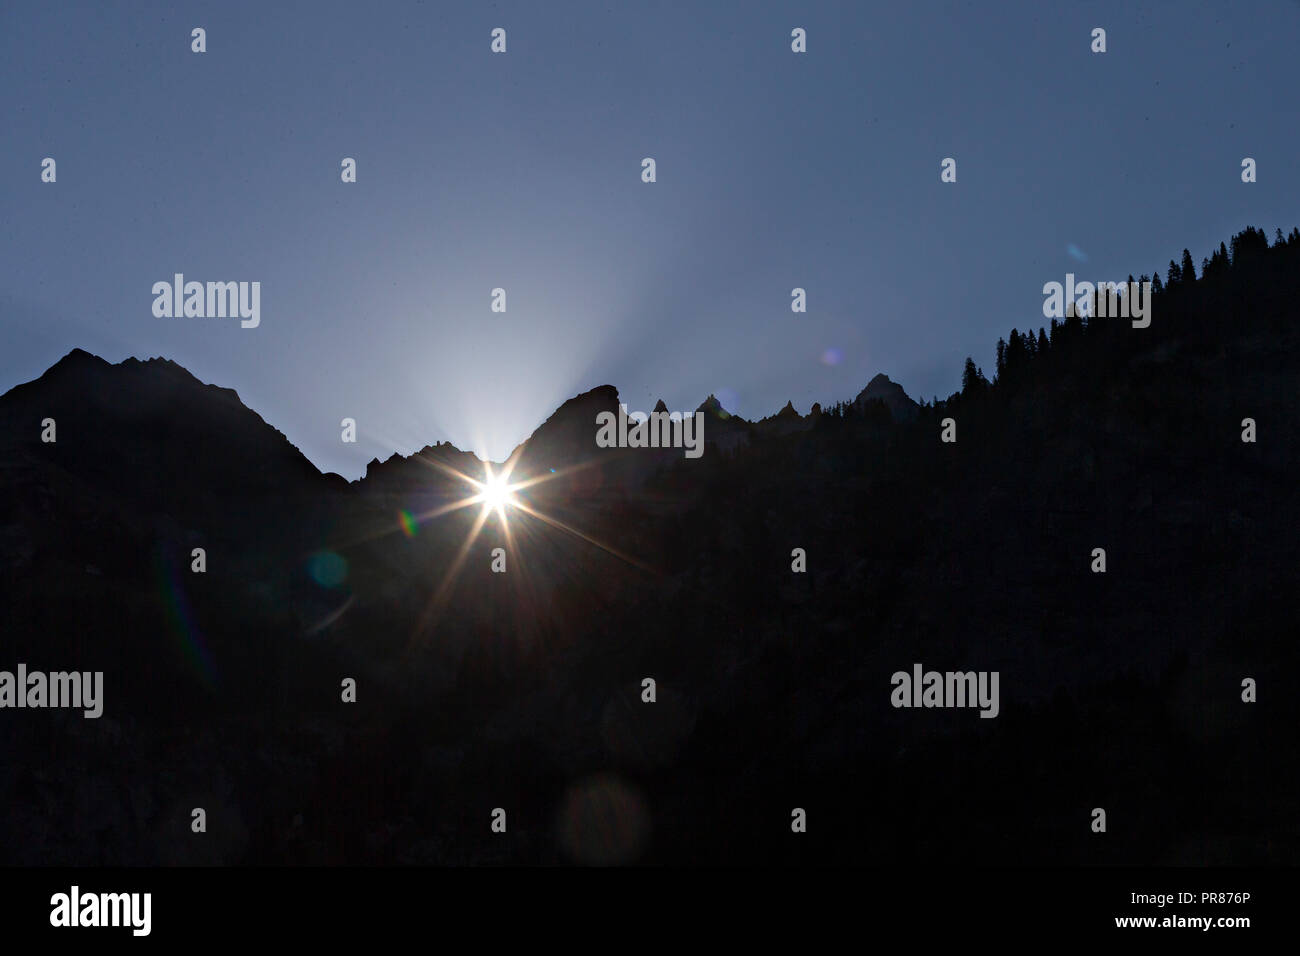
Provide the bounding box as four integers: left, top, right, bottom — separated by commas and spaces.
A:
3, 0, 1298, 477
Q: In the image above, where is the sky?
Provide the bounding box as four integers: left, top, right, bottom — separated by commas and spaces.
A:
3, 0, 1299, 478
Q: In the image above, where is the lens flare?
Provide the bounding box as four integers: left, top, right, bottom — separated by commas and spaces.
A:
154, 544, 218, 689
308, 550, 348, 587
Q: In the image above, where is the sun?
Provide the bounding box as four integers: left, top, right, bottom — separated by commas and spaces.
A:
363, 443, 654, 644
476, 470, 518, 512
466, 462, 521, 526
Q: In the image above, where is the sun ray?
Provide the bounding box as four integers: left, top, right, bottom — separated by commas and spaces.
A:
507, 454, 607, 494
407, 500, 493, 648
310, 440, 657, 650
509, 499, 656, 573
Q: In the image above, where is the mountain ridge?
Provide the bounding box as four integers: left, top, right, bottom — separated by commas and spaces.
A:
0, 350, 917, 487
0, 224, 1297, 865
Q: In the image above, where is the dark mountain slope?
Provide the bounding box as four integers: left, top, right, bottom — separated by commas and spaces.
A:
0, 226, 1296, 866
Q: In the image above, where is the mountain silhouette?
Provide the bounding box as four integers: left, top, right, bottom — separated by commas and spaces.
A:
1, 225, 1298, 866
853, 373, 920, 422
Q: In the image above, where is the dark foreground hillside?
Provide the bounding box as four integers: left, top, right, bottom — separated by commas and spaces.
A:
1, 227, 1297, 865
